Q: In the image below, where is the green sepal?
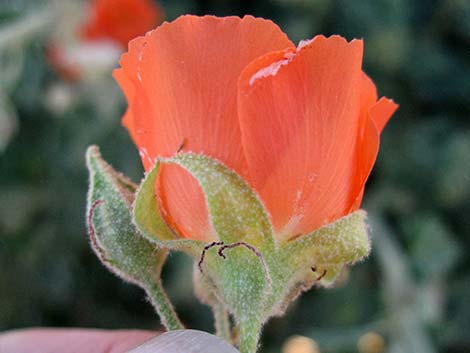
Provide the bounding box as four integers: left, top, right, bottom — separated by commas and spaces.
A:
132, 152, 371, 352
169, 153, 274, 249
193, 265, 232, 341
86, 145, 165, 285
201, 241, 272, 319
133, 153, 274, 322
193, 263, 220, 307
133, 153, 274, 254
268, 211, 371, 317
199, 210, 370, 322
86, 145, 183, 330
279, 210, 370, 284
132, 159, 203, 256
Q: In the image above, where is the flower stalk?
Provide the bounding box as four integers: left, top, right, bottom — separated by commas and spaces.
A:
145, 280, 184, 331
237, 316, 263, 353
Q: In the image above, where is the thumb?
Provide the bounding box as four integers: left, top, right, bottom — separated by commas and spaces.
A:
127, 330, 240, 353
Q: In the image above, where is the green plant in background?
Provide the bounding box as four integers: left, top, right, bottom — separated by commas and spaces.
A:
0, 7, 53, 151
1, 1, 469, 353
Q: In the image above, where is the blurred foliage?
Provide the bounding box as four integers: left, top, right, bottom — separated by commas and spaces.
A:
0, 0, 469, 352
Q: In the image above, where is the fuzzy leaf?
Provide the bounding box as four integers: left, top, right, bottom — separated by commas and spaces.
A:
86, 145, 166, 287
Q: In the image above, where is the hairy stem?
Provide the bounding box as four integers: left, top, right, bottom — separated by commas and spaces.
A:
145, 280, 184, 331
238, 316, 263, 353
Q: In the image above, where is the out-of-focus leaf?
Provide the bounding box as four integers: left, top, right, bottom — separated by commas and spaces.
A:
370, 214, 438, 353
403, 214, 461, 279
443, 276, 470, 348
417, 281, 445, 325
0, 92, 18, 152
449, 0, 470, 38
437, 133, 470, 207
0, 7, 53, 48
0, 185, 45, 234
0, 44, 24, 91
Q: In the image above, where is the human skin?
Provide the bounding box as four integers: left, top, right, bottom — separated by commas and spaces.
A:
0, 328, 239, 353
0, 328, 155, 353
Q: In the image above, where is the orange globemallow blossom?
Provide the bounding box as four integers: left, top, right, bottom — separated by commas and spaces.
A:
80, 0, 163, 48
114, 15, 398, 243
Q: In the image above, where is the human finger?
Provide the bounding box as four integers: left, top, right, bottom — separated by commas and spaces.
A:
0, 328, 156, 353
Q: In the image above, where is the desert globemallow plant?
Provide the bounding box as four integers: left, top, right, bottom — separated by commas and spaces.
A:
86, 15, 398, 353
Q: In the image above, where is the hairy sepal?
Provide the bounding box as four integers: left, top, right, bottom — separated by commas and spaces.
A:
170, 153, 274, 249
280, 210, 370, 280
132, 158, 204, 256
268, 211, 371, 317
134, 153, 275, 320
86, 145, 168, 286
133, 152, 371, 339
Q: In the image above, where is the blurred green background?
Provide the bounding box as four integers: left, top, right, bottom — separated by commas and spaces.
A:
0, 0, 469, 352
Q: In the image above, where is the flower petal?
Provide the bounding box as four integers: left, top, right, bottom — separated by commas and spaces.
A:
238, 35, 365, 240
347, 73, 379, 211
349, 94, 398, 210
370, 97, 398, 133
157, 165, 215, 241
114, 37, 147, 146
115, 15, 294, 240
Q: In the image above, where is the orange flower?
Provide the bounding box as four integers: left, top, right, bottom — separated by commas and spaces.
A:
47, 0, 163, 81
114, 15, 398, 243
80, 0, 163, 48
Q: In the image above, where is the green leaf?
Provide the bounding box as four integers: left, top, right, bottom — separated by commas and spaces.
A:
0, 92, 18, 153
86, 145, 183, 330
